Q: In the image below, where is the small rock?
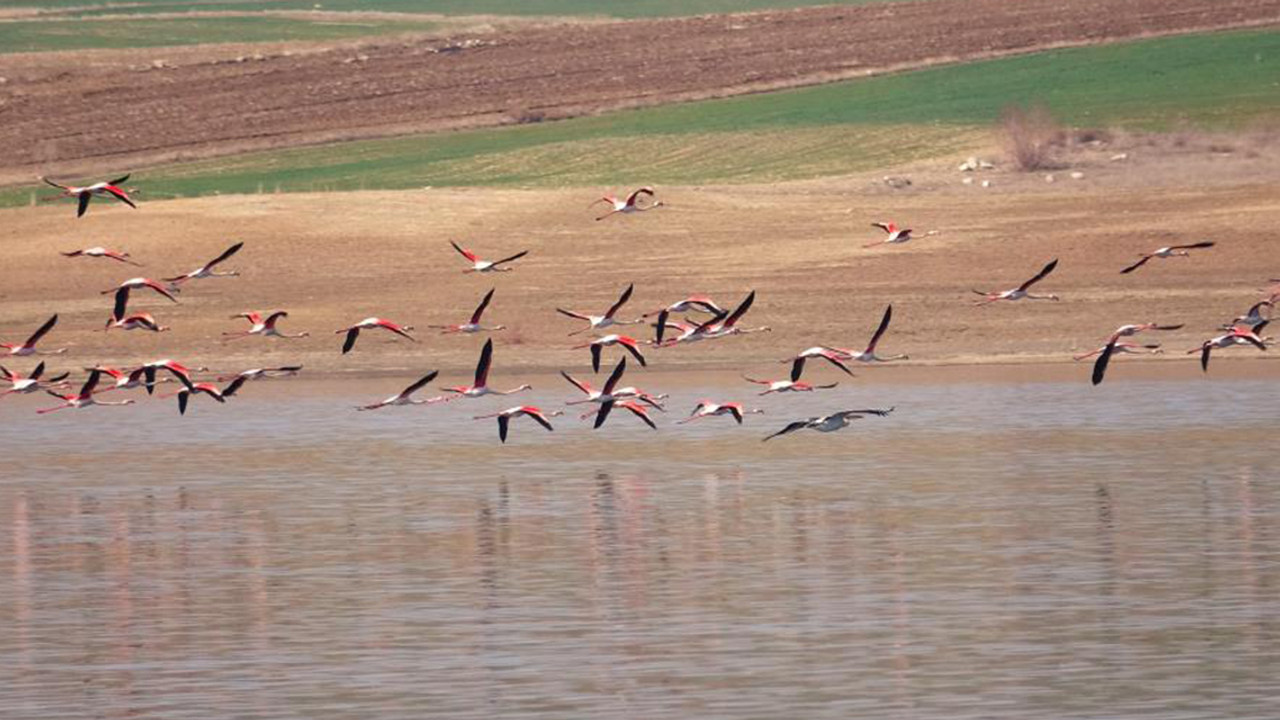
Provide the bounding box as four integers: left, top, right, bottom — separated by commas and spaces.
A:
958, 161, 975, 172
1069, 171, 1084, 180
1110, 153, 1129, 162
151, 59, 169, 69
979, 160, 996, 169
882, 175, 912, 189
1045, 174, 1055, 183
981, 180, 992, 188
961, 177, 974, 185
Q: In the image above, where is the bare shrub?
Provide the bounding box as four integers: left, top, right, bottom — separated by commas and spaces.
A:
999, 104, 1062, 171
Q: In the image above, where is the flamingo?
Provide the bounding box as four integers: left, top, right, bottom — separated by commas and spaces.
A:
783, 347, 854, 377
173, 376, 250, 416
763, 407, 895, 441
819, 304, 908, 364
165, 242, 244, 289
1084, 341, 1164, 386
1, 362, 69, 399
441, 338, 531, 398
102, 278, 180, 322
450, 241, 528, 273
104, 313, 168, 332
641, 295, 725, 319
591, 187, 663, 221
574, 334, 647, 372
216, 366, 302, 382
3, 315, 66, 356
356, 371, 453, 411
473, 406, 563, 443
1103, 322, 1185, 342
92, 365, 172, 392
562, 359, 665, 415
223, 311, 309, 340
593, 400, 657, 430
973, 259, 1059, 305
743, 358, 839, 396
1223, 301, 1271, 330
42, 175, 136, 217
429, 288, 506, 334
1120, 241, 1215, 274
678, 401, 763, 425
1188, 323, 1268, 372
38, 370, 136, 414
61, 247, 142, 266
863, 222, 912, 248
661, 291, 767, 347
336, 318, 416, 354
139, 359, 200, 395
557, 283, 642, 335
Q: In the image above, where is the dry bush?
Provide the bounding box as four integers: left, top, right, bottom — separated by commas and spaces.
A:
999, 104, 1062, 171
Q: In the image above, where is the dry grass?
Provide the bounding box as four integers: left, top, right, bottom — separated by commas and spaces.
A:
1000, 104, 1062, 171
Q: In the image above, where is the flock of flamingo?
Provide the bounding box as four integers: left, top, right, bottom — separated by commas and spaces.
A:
3, 177, 1274, 441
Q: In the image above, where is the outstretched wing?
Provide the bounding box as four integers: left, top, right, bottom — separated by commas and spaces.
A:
25, 314, 59, 346
1018, 259, 1058, 290
1091, 341, 1115, 386
1119, 255, 1152, 275
606, 283, 634, 318
763, 420, 812, 442
403, 370, 440, 397
625, 187, 655, 206
206, 241, 244, 268
601, 357, 628, 394
723, 291, 756, 327
866, 304, 893, 352
1170, 241, 1215, 251
342, 327, 360, 354
560, 371, 592, 396
474, 339, 493, 386
492, 250, 529, 267
450, 241, 477, 262
470, 288, 495, 324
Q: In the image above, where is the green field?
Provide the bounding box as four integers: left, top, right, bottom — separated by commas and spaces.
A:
0, 15, 439, 53
4, 29, 1276, 207
13, 0, 909, 20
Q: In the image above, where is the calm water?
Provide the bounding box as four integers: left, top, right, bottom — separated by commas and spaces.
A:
1, 376, 1277, 719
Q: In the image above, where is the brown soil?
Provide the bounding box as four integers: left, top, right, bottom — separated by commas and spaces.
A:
1, 137, 1276, 385
2, 0, 1278, 185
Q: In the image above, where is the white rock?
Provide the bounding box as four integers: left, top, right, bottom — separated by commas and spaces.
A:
1069, 171, 1084, 180
1045, 174, 1055, 183
961, 177, 974, 185
981, 180, 992, 188
1109, 153, 1129, 162
979, 160, 996, 169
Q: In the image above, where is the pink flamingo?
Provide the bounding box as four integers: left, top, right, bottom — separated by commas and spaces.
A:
574, 334, 647, 372
336, 318, 416, 354
450, 241, 528, 273
172, 377, 250, 415
441, 338, 531, 398
592, 399, 657, 430
642, 295, 725, 319
1084, 341, 1165, 386
557, 283, 642, 335
38, 370, 136, 414
783, 347, 854, 377
1, 361, 69, 399
1223, 301, 1271, 330
821, 304, 908, 364
216, 366, 302, 382
356, 371, 453, 411
104, 313, 168, 332
1188, 323, 1267, 372
102, 278, 180, 322
42, 175, 136, 217
429, 288, 506, 334
863, 222, 912, 248
473, 406, 563, 442
743, 358, 839, 396
973, 259, 1059, 304
3, 315, 66, 356
139, 359, 201, 395
92, 365, 171, 392
61, 247, 142, 266
165, 242, 244, 289
678, 401, 763, 425
1120, 241, 1214, 274
591, 187, 663, 221
223, 311, 309, 340
562, 359, 665, 416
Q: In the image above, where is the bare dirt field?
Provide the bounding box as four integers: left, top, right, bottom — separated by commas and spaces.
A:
1, 137, 1276, 385
3, 0, 1278, 184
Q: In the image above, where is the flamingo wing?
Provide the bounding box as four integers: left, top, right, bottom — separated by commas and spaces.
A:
492, 250, 529, 267
222, 376, 249, 398
108, 174, 131, 186
25, 314, 58, 346
104, 186, 136, 208
178, 391, 190, 416
866, 304, 893, 352
450, 241, 478, 262
601, 357, 628, 395
593, 400, 614, 429
1170, 241, 1215, 251
606, 283, 634, 319
402, 370, 440, 397
1092, 341, 1116, 386
724, 290, 756, 327
763, 420, 812, 442
621, 341, 647, 367
474, 338, 493, 386
79, 368, 102, 396
625, 187, 655, 206
525, 410, 555, 432
206, 241, 244, 268
1200, 344, 1212, 372
497, 415, 510, 443
590, 343, 603, 373
790, 356, 805, 383
654, 309, 669, 345
1120, 255, 1152, 275
557, 308, 591, 321
1018, 259, 1058, 291
32, 362, 47, 380
264, 311, 288, 325
43, 178, 69, 190
622, 403, 656, 429
342, 327, 360, 354
820, 353, 854, 376
470, 288, 495, 324
560, 371, 593, 396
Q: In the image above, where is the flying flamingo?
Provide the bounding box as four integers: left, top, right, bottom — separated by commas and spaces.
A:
165, 242, 244, 289
591, 187, 663, 221
1, 362, 69, 399
762, 407, 895, 441
783, 347, 854, 377
41, 175, 136, 217
104, 313, 168, 332
216, 366, 302, 382
820, 304, 909, 364
561, 359, 665, 416
1223, 301, 1271, 330
661, 291, 767, 346
1101, 322, 1185, 342
441, 339, 531, 398
743, 358, 839, 396
473, 406, 563, 443
172, 376, 250, 416
973, 259, 1060, 305
1120, 241, 1215, 274
450, 241, 529, 273
38, 370, 136, 414
102, 278, 180, 322
593, 400, 657, 430
1083, 341, 1164, 386
356, 371, 453, 411
429, 288, 506, 334
92, 365, 172, 392
641, 295, 725, 319
863, 222, 912, 248
678, 401, 763, 425
557, 283, 642, 335
61, 247, 142, 266
574, 334, 647, 372
223, 311, 309, 340
336, 318, 416, 354
3, 315, 66, 356
1188, 323, 1268, 372
139, 359, 201, 395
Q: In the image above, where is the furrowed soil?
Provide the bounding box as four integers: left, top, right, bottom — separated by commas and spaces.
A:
2, 0, 1278, 184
